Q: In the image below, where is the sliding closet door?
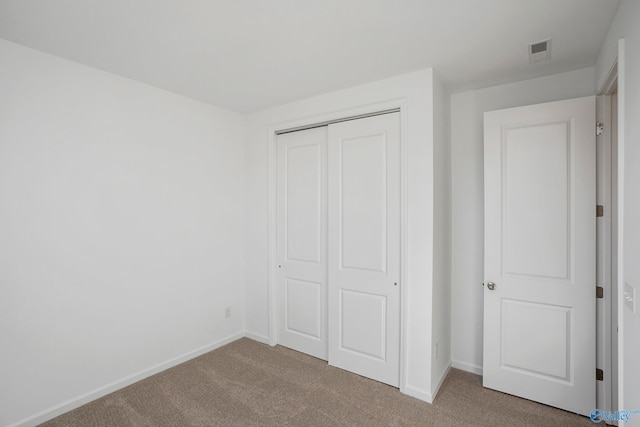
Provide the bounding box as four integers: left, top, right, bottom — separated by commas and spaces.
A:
276, 127, 328, 360
327, 113, 401, 387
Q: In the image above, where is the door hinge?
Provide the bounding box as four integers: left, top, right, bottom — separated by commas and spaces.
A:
596, 368, 604, 381
596, 122, 604, 136
596, 286, 604, 299
596, 205, 604, 217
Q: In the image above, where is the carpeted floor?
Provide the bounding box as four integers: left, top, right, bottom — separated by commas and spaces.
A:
41, 338, 593, 426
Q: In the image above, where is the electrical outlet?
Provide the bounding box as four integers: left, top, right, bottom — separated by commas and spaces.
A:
624, 283, 636, 314
225, 306, 231, 319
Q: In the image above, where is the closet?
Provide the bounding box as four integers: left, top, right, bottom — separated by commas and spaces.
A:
275, 112, 401, 387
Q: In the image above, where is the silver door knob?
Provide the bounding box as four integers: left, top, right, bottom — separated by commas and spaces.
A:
487, 282, 496, 291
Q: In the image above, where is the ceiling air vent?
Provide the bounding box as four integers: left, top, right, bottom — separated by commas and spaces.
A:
528, 39, 552, 64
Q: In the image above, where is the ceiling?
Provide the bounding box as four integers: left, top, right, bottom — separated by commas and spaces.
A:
0, 0, 620, 113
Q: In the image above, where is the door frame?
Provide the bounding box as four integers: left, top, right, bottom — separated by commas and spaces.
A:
596, 60, 618, 418
266, 98, 409, 393
595, 38, 625, 419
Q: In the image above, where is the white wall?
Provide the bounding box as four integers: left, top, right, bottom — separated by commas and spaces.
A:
0, 40, 246, 427
450, 67, 597, 374
244, 69, 441, 402
596, 0, 640, 421
431, 72, 452, 394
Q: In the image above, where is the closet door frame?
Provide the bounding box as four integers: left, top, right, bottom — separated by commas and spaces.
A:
266, 99, 409, 393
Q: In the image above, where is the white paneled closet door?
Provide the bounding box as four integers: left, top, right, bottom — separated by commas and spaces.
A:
275, 112, 401, 387
276, 127, 328, 360
327, 113, 401, 387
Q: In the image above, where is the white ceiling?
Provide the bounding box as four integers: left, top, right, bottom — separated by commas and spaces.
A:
0, 0, 620, 113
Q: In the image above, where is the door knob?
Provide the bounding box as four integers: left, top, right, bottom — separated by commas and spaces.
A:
487, 282, 496, 291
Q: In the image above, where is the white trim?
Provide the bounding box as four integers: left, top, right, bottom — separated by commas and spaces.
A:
398, 99, 410, 395
431, 363, 452, 398
244, 331, 271, 345
596, 37, 621, 420
452, 360, 484, 376
403, 385, 434, 404
596, 93, 614, 415
267, 124, 278, 347
616, 38, 625, 415
8, 332, 245, 427
266, 98, 410, 393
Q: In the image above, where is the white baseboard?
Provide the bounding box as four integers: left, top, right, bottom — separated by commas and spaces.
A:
431, 362, 452, 399
10, 332, 245, 427
452, 360, 483, 376
402, 384, 434, 403
244, 331, 270, 345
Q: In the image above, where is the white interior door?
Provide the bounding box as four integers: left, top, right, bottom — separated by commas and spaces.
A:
327, 113, 401, 387
483, 96, 596, 415
276, 127, 327, 360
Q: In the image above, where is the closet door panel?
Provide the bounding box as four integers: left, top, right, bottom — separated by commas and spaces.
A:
327, 113, 401, 387
276, 127, 328, 360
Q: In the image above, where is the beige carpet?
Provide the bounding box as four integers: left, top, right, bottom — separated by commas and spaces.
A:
41, 338, 593, 426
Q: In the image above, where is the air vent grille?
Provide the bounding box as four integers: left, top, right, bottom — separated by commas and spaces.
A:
531, 41, 548, 54
528, 39, 552, 64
